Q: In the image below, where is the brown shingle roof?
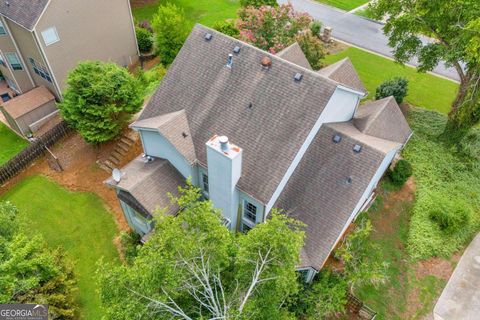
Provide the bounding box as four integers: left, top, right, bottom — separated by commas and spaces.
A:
132, 110, 196, 164
1, 86, 55, 119
138, 24, 339, 204
0, 0, 49, 30
276, 122, 400, 270
354, 97, 412, 144
105, 156, 184, 215
276, 42, 312, 70
317, 58, 366, 94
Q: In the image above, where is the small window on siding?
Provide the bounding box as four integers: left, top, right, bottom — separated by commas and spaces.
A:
5, 52, 22, 70
0, 53, 6, 67
243, 201, 257, 223
41, 27, 60, 46
0, 21, 7, 35
28, 57, 52, 83
202, 173, 209, 195
242, 223, 252, 233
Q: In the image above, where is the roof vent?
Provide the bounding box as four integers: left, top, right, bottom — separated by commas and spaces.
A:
261, 56, 272, 69
353, 144, 362, 153
332, 134, 342, 143
226, 53, 233, 68
233, 46, 241, 54
204, 33, 212, 41
5, 1, 9, 6
346, 177, 353, 185
219, 136, 229, 152
182, 132, 188, 138
294, 73, 303, 82
247, 102, 253, 110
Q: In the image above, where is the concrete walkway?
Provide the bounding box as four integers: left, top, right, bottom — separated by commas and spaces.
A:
433, 234, 480, 320
278, 0, 460, 81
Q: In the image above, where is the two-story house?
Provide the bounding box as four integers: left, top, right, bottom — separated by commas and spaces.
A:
106, 25, 412, 282
0, 0, 138, 135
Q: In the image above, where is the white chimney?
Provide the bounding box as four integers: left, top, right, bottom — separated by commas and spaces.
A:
206, 135, 242, 229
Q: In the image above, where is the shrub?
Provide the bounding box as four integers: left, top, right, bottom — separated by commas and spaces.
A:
388, 159, 413, 186
297, 30, 325, 70
59, 61, 143, 144
240, 0, 277, 7
375, 77, 409, 104
138, 20, 153, 33
136, 28, 153, 53
136, 64, 167, 96
212, 19, 240, 38
429, 197, 472, 234
152, 3, 190, 65
310, 20, 322, 38
119, 231, 141, 265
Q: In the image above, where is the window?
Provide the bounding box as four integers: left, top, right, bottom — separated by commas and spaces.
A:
28, 58, 52, 83
0, 21, 6, 35
5, 52, 22, 70
241, 223, 252, 233
0, 53, 6, 67
202, 173, 209, 195
41, 26, 60, 46
243, 201, 257, 223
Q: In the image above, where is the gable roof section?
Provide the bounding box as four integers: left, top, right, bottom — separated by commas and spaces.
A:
137, 24, 340, 204
132, 110, 196, 164
276, 122, 400, 270
0, 0, 49, 30
317, 58, 366, 94
105, 156, 184, 215
276, 42, 312, 70
1, 86, 54, 119
354, 96, 412, 144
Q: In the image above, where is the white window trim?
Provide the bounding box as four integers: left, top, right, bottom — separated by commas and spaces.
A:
242, 200, 257, 224
41, 26, 60, 46
0, 20, 6, 35
5, 52, 23, 71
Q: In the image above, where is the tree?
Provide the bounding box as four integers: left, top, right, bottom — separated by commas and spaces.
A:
237, 4, 312, 53
136, 27, 154, 53
59, 61, 143, 144
0, 202, 77, 319
369, 0, 480, 139
98, 183, 305, 320
212, 19, 240, 38
297, 31, 326, 70
240, 0, 277, 8
152, 3, 190, 65
375, 77, 409, 104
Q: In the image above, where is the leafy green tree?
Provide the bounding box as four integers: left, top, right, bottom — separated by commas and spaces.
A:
388, 159, 413, 186
375, 77, 409, 104
152, 3, 190, 65
135, 27, 153, 53
0, 202, 76, 319
297, 31, 326, 70
98, 183, 304, 320
212, 19, 240, 38
369, 0, 480, 139
240, 0, 277, 8
59, 61, 143, 144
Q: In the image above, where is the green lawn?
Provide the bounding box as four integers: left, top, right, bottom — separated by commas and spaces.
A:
1, 175, 120, 320
131, 0, 239, 27
0, 122, 28, 165
315, 0, 369, 11
323, 47, 459, 113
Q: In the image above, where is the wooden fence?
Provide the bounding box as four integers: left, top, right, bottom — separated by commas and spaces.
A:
0, 121, 72, 185
347, 293, 377, 320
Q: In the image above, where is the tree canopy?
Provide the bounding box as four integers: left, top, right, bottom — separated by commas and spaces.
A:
59, 61, 143, 144
370, 0, 480, 138
98, 183, 305, 320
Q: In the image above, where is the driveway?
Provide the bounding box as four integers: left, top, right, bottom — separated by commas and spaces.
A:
433, 233, 480, 320
278, 0, 460, 81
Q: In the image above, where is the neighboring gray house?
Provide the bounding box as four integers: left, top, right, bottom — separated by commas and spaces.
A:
106, 25, 412, 282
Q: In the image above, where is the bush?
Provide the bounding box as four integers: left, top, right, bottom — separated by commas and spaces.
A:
119, 231, 141, 265
152, 3, 190, 65
240, 0, 277, 7
375, 77, 408, 104
388, 159, 413, 186
429, 197, 472, 234
297, 31, 325, 70
212, 19, 240, 38
136, 64, 167, 96
138, 20, 153, 33
310, 20, 322, 37
59, 61, 143, 144
136, 28, 153, 53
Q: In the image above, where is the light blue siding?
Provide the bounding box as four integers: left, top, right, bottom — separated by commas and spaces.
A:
119, 200, 153, 236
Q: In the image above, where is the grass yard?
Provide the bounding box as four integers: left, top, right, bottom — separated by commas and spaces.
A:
315, 0, 369, 11
323, 47, 459, 114
0, 122, 28, 165
1, 175, 120, 320
131, 0, 239, 27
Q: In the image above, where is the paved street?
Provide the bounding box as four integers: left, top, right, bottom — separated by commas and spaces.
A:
279, 0, 460, 81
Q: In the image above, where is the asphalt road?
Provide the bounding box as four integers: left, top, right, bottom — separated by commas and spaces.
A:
279, 0, 460, 81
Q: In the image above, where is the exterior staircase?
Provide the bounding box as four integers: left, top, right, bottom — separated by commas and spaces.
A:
98, 134, 137, 172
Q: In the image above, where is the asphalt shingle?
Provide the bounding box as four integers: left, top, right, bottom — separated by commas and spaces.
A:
0, 0, 49, 30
